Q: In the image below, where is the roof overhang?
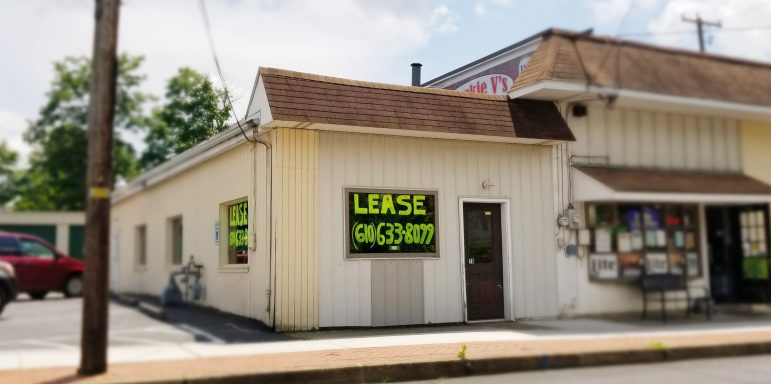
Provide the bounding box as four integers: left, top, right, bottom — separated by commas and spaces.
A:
259, 120, 561, 145
111, 122, 256, 204
573, 166, 771, 204
510, 81, 771, 121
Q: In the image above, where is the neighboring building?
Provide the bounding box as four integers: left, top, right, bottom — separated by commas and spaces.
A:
113, 28, 771, 331
0, 212, 85, 259
427, 28, 771, 314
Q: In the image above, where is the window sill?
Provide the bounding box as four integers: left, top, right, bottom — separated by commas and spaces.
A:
218, 265, 250, 273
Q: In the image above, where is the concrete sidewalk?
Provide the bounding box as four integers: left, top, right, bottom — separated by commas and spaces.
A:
4, 315, 771, 384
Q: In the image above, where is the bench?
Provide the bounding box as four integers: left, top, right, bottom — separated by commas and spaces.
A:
641, 274, 712, 321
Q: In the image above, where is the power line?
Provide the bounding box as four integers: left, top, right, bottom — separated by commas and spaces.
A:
619, 25, 771, 37
198, 0, 253, 143
592, 0, 637, 83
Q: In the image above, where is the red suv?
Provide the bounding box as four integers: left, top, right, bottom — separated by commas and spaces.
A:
0, 231, 84, 299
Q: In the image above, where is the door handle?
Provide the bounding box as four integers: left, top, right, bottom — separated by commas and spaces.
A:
497, 284, 503, 289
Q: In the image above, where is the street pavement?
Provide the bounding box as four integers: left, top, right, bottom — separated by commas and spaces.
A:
403, 355, 771, 383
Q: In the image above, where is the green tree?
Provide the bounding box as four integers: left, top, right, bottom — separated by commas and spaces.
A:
0, 141, 19, 208
15, 55, 151, 211
140, 67, 230, 169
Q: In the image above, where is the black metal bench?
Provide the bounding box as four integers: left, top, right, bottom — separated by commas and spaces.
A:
641, 274, 712, 321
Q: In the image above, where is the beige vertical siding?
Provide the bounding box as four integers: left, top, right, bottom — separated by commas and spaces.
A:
571, 105, 741, 171
271, 128, 319, 331
741, 120, 771, 185
111, 143, 270, 323
317, 131, 559, 327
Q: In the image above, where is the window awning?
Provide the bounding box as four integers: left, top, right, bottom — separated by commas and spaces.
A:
573, 166, 771, 203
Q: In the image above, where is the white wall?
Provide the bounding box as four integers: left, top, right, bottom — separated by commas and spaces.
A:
570, 104, 741, 171
317, 131, 559, 327
111, 143, 270, 323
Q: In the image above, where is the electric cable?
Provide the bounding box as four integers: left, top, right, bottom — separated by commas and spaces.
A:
198, 0, 253, 143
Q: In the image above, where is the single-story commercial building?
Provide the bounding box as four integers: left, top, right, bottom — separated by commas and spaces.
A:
113, 28, 771, 331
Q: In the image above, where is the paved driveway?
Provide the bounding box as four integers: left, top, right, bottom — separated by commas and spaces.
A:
0, 293, 289, 370
0, 294, 195, 352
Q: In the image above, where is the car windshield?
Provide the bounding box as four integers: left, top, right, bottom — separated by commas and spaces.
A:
0, 236, 22, 255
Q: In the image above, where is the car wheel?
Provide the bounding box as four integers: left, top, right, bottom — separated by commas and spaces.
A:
0, 288, 7, 315
29, 291, 47, 300
64, 275, 83, 298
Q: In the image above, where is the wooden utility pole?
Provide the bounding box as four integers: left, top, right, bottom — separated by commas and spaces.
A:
682, 14, 721, 53
79, 0, 120, 375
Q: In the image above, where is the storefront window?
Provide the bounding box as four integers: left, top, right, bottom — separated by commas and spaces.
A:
169, 216, 183, 265
587, 203, 701, 281
225, 200, 248, 265
740, 209, 768, 280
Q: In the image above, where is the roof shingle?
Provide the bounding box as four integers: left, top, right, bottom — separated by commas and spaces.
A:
260, 67, 575, 141
515, 30, 771, 107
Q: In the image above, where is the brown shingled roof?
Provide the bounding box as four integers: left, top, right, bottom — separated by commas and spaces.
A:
259, 67, 575, 141
575, 166, 771, 195
515, 30, 771, 107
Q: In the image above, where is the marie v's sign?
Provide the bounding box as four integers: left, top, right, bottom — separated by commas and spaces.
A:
345, 188, 438, 258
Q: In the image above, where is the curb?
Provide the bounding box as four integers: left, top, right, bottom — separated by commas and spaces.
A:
137, 302, 166, 321
143, 340, 771, 384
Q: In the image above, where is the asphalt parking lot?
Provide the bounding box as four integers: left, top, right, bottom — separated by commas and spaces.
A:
0, 293, 287, 353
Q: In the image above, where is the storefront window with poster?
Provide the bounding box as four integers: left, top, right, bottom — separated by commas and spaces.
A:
226, 200, 248, 264
586, 203, 700, 281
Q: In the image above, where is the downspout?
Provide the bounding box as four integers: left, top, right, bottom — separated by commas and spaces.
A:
244, 117, 275, 327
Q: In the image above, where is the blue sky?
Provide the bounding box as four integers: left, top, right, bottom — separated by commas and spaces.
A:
1, 0, 769, 164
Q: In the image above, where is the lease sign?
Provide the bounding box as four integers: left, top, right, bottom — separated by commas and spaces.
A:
346, 189, 438, 258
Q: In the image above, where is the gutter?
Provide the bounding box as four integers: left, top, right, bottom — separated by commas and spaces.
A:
510, 81, 771, 121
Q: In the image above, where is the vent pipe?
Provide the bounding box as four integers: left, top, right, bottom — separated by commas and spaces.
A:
411, 63, 422, 86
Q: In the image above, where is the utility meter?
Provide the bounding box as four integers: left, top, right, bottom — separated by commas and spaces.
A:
557, 215, 570, 227
567, 204, 580, 229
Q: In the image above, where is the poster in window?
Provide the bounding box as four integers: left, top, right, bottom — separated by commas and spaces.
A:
674, 230, 685, 249
617, 232, 632, 253
645, 230, 658, 248
743, 257, 769, 280
590, 254, 618, 280
227, 201, 248, 264
645, 252, 668, 275
631, 230, 644, 251
685, 231, 697, 250
594, 228, 612, 253
346, 189, 438, 258
656, 229, 667, 247
686, 252, 700, 277
619, 253, 642, 278
668, 252, 684, 275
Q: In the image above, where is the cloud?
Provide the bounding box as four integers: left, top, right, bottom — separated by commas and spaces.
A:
648, 0, 771, 61
430, 5, 460, 33
584, 0, 663, 25
475, 2, 487, 17
0, 109, 31, 168
0, 0, 460, 155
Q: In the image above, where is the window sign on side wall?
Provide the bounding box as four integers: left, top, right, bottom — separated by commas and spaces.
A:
227, 201, 248, 264
345, 188, 438, 259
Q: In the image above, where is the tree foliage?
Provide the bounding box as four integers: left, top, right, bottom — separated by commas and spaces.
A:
0, 141, 19, 208
15, 55, 151, 211
140, 67, 230, 169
